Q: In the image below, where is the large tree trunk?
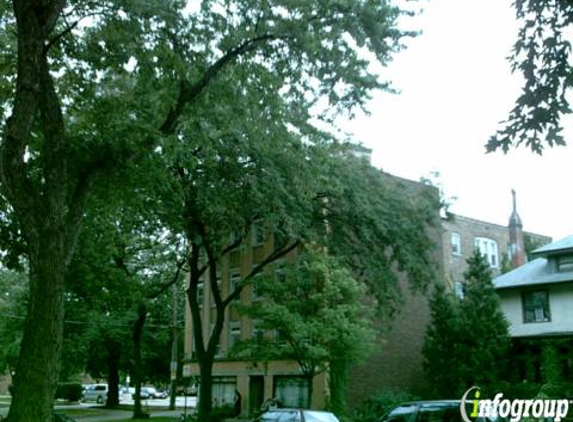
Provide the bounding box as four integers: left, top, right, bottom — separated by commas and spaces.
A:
7, 245, 65, 422
328, 359, 348, 416
306, 374, 314, 409
105, 341, 121, 408
1, 3, 74, 422
197, 355, 214, 421
132, 302, 148, 419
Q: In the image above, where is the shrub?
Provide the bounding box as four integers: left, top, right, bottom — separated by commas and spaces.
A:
209, 405, 235, 422
55, 383, 83, 402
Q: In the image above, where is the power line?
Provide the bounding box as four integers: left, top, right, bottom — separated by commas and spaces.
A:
0, 313, 185, 329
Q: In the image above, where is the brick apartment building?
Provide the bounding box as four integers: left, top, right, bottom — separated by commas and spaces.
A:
183, 181, 551, 414
182, 172, 444, 415
442, 191, 551, 298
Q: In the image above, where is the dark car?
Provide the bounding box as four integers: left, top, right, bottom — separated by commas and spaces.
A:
258, 409, 340, 422
379, 401, 505, 422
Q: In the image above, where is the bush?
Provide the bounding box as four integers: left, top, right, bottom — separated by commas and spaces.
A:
55, 383, 83, 402
353, 389, 419, 422
209, 405, 235, 422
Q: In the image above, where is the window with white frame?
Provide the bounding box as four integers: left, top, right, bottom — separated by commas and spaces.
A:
558, 255, 573, 272
451, 233, 461, 255
251, 320, 264, 342
228, 321, 242, 351
522, 290, 551, 323
454, 282, 464, 299
229, 271, 241, 301
252, 220, 265, 246
474, 237, 499, 268
251, 273, 263, 302
197, 283, 204, 308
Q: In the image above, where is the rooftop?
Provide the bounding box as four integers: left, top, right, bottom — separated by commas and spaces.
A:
533, 235, 573, 257
494, 235, 573, 289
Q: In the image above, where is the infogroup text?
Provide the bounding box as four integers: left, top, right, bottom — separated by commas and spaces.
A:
460, 387, 570, 422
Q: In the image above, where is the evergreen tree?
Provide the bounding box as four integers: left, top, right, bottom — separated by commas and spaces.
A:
422, 284, 462, 397
458, 252, 510, 394
423, 252, 510, 397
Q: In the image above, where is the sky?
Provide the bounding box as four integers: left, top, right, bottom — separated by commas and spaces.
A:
338, 0, 573, 242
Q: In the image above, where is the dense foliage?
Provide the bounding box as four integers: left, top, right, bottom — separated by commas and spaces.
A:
423, 252, 510, 397
488, 0, 573, 153
0, 1, 431, 421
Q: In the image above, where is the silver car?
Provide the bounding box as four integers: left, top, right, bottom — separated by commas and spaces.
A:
82, 384, 108, 404
258, 409, 340, 422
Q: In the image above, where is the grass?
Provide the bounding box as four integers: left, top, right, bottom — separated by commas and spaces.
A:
94, 418, 176, 422
56, 407, 120, 416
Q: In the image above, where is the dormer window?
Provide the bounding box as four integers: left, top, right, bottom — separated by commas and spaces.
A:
557, 255, 573, 272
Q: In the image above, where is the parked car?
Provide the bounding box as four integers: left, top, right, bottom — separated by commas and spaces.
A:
258, 409, 340, 422
378, 400, 506, 422
82, 384, 108, 404
176, 384, 198, 396
142, 386, 168, 399
123, 387, 151, 400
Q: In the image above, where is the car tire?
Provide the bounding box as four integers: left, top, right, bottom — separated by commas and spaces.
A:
97, 396, 103, 404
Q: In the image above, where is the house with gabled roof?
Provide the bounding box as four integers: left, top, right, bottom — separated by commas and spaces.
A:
494, 235, 573, 338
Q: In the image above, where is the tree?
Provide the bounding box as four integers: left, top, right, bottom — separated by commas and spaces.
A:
423, 252, 510, 397
62, 197, 183, 414
0, 269, 27, 380
321, 154, 439, 316
422, 284, 462, 397
0, 1, 417, 420
239, 248, 376, 415
488, 0, 573, 154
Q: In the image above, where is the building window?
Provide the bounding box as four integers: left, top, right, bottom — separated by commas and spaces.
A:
451, 233, 461, 255
252, 221, 265, 246
229, 271, 241, 301
251, 320, 264, 342
558, 255, 573, 272
229, 322, 241, 351
454, 282, 464, 299
274, 376, 309, 409
197, 283, 204, 308
251, 273, 264, 302
523, 290, 551, 323
212, 376, 237, 407
474, 237, 499, 268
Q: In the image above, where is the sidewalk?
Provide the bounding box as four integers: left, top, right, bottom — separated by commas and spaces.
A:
65, 408, 183, 421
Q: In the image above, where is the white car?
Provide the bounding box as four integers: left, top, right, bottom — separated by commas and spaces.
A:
142, 386, 168, 399
82, 384, 108, 404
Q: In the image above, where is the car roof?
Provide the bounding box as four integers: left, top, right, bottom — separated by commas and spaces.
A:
398, 401, 461, 406
264, 409, 334, 412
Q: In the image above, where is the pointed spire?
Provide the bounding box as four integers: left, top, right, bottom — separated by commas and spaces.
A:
508, 189, 525, 268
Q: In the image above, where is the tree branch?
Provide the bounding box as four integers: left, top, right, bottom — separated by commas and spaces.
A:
147, 252, 189, 299
159, 33, 281, 135
223, 240, 300, 307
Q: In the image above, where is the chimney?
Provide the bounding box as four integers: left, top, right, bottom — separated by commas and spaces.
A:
508, 189, 526, 268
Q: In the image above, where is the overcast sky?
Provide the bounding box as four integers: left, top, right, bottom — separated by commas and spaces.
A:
338, 0, 573, 242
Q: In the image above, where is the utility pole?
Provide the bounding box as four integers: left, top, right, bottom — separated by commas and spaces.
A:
169, 281, 178, 410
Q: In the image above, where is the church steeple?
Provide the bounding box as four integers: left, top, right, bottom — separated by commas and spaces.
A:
508, 189, 526, 268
